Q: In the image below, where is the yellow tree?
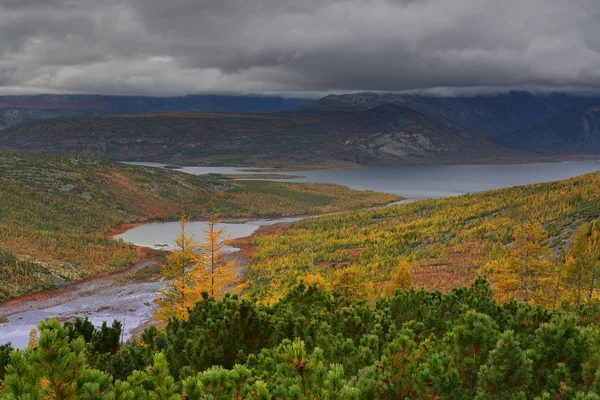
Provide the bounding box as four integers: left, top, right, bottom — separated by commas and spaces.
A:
332, 266, 371, 305
491, 222, 556, 306
153, 213, 196, 325
387, 259, 412, 296
27, 328, 38, 348
181, 209, 247, 311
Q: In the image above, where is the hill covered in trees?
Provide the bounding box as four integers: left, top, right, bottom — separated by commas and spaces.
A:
246, 171, 600, 306
0, 152, 398, 302
4, 280, 600, 399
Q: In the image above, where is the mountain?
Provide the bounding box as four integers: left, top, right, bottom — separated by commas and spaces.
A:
3, 91, 599, 166
0, 94, 309, 130
304, 91, 594, 135
0, 104, 522, 167
492, 101, 600, 153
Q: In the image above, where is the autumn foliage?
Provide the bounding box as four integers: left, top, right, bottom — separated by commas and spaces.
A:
153, 210, 247, 325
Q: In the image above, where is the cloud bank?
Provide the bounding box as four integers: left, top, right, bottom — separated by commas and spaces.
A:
1, 0, 600, 96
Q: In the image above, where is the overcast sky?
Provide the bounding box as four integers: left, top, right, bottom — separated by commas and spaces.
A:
1, 0, 600, 97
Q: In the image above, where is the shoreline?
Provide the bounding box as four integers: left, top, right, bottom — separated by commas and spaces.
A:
0, 256, 163, 320
2, 189, 401, 313
144, 154, 600, 172
0, 218, 300, 347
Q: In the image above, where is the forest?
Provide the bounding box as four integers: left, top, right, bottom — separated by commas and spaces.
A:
246, 171, 600, 307
0, 151, 398, 302
4, 280, 600, 399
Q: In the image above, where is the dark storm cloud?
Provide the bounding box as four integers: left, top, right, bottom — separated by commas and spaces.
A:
1, 0, 600, 95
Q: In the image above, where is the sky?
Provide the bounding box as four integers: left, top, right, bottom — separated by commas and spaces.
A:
1, 0, 600, 97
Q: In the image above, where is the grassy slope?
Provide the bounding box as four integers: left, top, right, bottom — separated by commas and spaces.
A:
247, 171, 600, 299
0, 152, 399, 302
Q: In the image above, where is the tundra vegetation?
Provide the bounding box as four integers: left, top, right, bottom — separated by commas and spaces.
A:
0, 151, 398, 302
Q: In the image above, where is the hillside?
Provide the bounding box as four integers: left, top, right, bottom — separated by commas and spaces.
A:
0, 94, 308, 130
0, 107, 523, 167
0, 152, 398, 302
493, 101, 600, 153
246, 171, 600, 303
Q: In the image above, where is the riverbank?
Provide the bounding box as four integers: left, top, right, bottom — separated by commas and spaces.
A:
0, 217, 300, 348
0, 256, 163, 348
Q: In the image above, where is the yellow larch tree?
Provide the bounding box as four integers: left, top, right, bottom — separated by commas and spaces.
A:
332, 266, 372, 305
490, 221, 556, 306
27, 328, 38, 348
153, 213, 196, 325
387, 259, 412, 296
180, 209, 247, 312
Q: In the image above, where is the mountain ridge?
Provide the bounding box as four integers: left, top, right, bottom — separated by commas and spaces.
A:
2, 91, 600, 166
304, 91, 595, 135
0, 103, 524, 167
492, 100, 600, 153
0, 94, 309, 130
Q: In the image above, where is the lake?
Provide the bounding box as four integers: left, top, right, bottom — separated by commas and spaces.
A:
114, 217, 302, 250
115, 160, 600, 250
130, 161, 600, 200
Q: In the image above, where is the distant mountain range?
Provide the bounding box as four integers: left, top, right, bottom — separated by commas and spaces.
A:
0, 91, 599, 167
491, 100, 600, 153
304, 91, 592, 135
0, 94, 308, 130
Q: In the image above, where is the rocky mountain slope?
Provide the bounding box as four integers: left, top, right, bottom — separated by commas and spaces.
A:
0, 104, 520, 167
492, 101, 600, 153
2, 91, 598, 166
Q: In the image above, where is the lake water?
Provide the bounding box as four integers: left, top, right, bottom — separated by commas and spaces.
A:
114, 217, 302, 250
130, 161, 600, 200
115, 161, 600, 250
121, 162, 264, 176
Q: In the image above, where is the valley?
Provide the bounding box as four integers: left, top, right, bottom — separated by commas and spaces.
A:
2, 160, 598, 348
0, 151, 398, 303
5, 1, 600, 396
0, 97, 599, 397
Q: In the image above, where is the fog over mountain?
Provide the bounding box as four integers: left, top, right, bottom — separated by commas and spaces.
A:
2, 0, 600, 96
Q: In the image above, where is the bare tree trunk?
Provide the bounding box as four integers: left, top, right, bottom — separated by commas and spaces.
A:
588, 265, 597, 302
576, 262, 583, 307
553, 259, 563, 311
523, 221, 530, 303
